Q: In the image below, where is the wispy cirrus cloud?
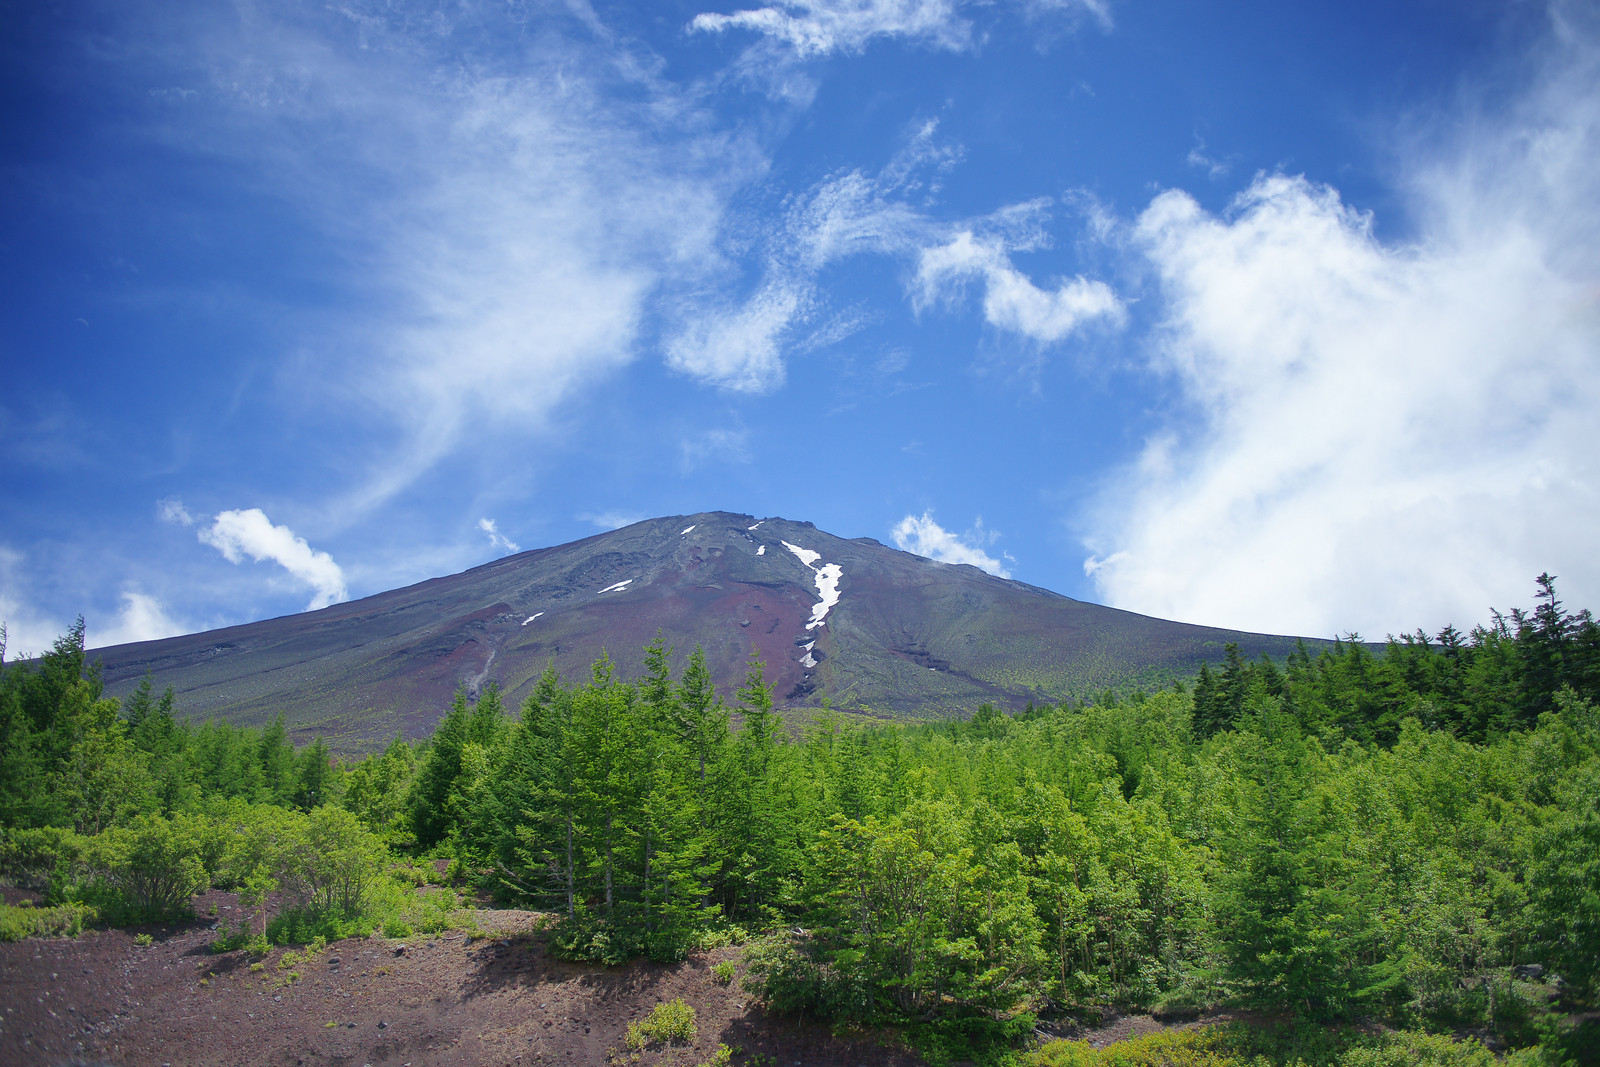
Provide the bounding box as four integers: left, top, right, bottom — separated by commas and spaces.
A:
199, 508, 348, 611
1084, 14, 1600, 636
666, 123, 1123, 391
892, 511, 1012, 577
690, 0, 972, 58
679, 428, 752, 472
579, 510, 647, 531
689, 0, 1109, 58
120, 2, 743, 522
478, 518, 520, 555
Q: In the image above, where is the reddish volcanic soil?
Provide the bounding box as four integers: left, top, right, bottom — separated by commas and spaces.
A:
0, 888, 931, 1067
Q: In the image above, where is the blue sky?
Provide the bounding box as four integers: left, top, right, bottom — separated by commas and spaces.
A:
3, 0, 1598, 655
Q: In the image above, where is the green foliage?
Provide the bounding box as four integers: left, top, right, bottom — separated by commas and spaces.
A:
6, 580, 1598, 1061
624, 998, 697, 1049
76, 812, 210, 923
711, 959, 736, 984
0, 901, 96, 941
1028, 1024, 1539, 1067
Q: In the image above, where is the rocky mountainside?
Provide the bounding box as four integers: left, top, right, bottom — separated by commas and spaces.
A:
94, 511, 1316, 750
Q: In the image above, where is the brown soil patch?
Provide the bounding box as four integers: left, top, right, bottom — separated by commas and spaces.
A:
0, 891, 931, 1067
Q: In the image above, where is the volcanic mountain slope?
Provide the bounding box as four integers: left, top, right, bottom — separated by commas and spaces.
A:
95, 512, 1318, 750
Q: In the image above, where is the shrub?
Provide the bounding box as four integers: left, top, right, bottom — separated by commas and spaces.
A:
742, 934, 869, 1019
0, 826, 85, 895
1026, 1025, 1544, 1067
0, 901, 96, 941
712, 960, 736, 985
624, 998, 697, 1050
77, 813, 208, 923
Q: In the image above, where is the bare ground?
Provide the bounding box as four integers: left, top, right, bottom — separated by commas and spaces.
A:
0, 886, 937, 1067
0, 884, 1256, 1067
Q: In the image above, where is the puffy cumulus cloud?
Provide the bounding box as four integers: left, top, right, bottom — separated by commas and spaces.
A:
690, 0, 971, 58
199, 509, 349, 611
478, 518, 520, 555
1084, 20, 1600, 637
89, 592, 188, 649
915, 231, 1125, 343
892, 511, 1012, 577
0, 547, 66, 659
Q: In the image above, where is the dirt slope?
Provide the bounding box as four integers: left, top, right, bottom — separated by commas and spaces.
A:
0, 889, 928, 1067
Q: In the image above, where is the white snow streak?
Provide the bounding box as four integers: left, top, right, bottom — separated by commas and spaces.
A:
781, 540, 820, 566
598, 579, 635, 593
809, 563, 842, 629
783, 540, 843, 629
757, 544, 766, 555
681, 525, 696, 534
748, 521, 764, 530
521, 612, 545, 626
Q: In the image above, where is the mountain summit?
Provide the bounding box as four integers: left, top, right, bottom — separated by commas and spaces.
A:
96, 512, 1312, 748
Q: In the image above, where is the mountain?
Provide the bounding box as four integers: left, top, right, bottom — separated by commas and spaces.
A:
94, 512, 1318, 750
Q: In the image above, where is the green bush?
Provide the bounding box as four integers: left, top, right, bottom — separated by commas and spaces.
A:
0, 901, 97, 941
77, 813, 208, 924
712, 959, 737, 985
0, 826, 85, 895
1027, 1025, 1545, 1067
625, 998, 697, 1049
742, 934, 870, 1019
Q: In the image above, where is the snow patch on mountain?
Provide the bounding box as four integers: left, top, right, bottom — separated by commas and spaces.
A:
521, 612, 544, 626
598, 579, 634, 593
757, 544, 766, 555
748, 521, 763, 530
782, 541, 843, 629
681, 525, 696, 534
809, 563, 842, 629
782, 540, 820, 567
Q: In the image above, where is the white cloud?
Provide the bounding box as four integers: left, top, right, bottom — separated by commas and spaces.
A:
892, 511, 1012, 577
579, 511, 647, 531
1184, 139, 1230, 179
0, 547, 67, 660
915, 230, 1125, 342
199, 509, 349, 611
669, 142, 1121, 387
478, 518, 521, 555
157, 497, 195, 526
665, 283, 804, 393
129, 4, 741, 521
688, 0, 1110, 58
89, 592, 188, 649
680, 428, 752, 472
1084, 20, 1600, 637
690, 0, 971, 58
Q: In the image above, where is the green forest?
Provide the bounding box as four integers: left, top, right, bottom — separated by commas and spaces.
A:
2, 575, 1598, 1066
